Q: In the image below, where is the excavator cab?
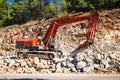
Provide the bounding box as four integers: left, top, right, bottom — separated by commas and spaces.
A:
46, 38, 55, 50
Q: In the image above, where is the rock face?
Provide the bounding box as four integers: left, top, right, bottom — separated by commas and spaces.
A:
0, 9, 120, 74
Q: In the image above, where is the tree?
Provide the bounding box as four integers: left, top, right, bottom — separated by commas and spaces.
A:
0, 0, 7, 26
103, 0, 119, 9
58, 0, 67, 17
66, 0, 89, 12
66, 0, 120, 13
2, 0, 120, 27
42, 2, 56, 18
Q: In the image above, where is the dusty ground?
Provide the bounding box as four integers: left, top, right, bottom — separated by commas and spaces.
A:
0, 74, 120, 80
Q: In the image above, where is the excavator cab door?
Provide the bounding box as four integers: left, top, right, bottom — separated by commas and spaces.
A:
47, 38, 55, 50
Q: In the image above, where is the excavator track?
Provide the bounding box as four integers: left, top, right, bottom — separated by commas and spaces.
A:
17, 50, 63, 60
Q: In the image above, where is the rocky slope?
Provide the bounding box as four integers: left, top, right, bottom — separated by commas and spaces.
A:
0, 9, 120, 74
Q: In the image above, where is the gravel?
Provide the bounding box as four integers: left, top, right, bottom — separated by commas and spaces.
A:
0, 9, 120, 74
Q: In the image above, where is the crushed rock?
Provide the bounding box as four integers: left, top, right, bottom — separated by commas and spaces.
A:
0, 9, 120, 74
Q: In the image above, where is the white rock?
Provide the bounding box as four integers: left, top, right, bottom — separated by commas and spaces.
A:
8, 60, 15, 67
68, 56, 74, 61
34, 57, 40, 65
83, 63, 94, 72
83, 66, 93, 73
30, 67, 37, 73
40, 69, 51, 73
0, 60, 4, 65
47, 70, 52, 73
101, 60, 111, 69
14, 62, 20, 67
106, 57, 111, 62
53, 58, 60, 63
55, 62, 63, 73
94, 64, 100, 69
105, 63, 110, 69
20, 61, 27, 67
62, 61, 67, 67
17, 68, 23, 74
101, 60, 109, 65
27, 61, 32, 67
76, 54, 84, 61
71, 67, 77, 72
53, 58, 65, 63
67, 62, 74, 68
15, 59, 21, 63
28, 58, 34, 66
109, 53, 117, 59
23, 67, 31, 73
77, 61, 86, 69
97, 54, 102, 60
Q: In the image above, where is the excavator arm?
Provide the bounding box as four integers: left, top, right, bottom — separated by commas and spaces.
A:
42, 12, 85, 45
70, 10, 99, 57
42, 10, 99, 49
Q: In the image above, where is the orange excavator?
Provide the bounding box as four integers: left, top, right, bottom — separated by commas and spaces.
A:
16, 10, 99, 59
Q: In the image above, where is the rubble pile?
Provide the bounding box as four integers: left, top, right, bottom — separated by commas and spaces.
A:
0, 9, 120, 74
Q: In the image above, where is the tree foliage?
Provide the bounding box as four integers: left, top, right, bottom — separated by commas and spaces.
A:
0, 0, 120, 27
0, 0, 7, 26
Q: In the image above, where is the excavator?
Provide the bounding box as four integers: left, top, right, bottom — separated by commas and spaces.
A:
16, 10, 99, 60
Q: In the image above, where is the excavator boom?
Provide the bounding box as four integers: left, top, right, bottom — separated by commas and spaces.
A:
43, 10, 99, 47
42, 14, 89, 45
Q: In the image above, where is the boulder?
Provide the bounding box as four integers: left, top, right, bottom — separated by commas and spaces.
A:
33, 57, 40, 65
76, 61, 86, 69
83, 66, 94, 73
55, 62, 63, 73
8, 59, 15, 67
0, 60, 4, 65
94, 64, 100, 69
20, 60, 27, 67
16, 67, 24, 74
109, 53, 117, 60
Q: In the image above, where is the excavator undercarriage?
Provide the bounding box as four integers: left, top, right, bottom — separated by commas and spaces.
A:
16, 10, 99, 60
16, 38, 63, 60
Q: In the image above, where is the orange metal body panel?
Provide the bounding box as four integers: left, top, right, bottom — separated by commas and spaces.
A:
17, 38, 39, 47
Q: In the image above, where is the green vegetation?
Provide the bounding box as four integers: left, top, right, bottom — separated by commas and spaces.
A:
0, 0, 120, 27
0, 0, 7, 26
